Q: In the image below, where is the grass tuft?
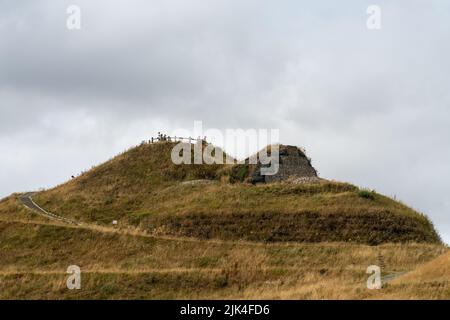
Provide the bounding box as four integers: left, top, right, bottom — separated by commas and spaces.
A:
358, 189, 376, 200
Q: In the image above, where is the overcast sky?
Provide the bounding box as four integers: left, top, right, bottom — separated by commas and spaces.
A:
1, 0, 450, 243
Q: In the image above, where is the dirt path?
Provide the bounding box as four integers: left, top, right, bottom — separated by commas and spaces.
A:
19, 192, 81, 225
17, 193, 365, 248
381, 271, 407, 284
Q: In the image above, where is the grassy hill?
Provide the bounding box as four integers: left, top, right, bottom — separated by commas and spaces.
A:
28, 141, 440, 245
0, 140, 447, 299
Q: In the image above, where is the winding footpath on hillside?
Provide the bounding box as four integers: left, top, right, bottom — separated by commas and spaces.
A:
19, 192, 81, 226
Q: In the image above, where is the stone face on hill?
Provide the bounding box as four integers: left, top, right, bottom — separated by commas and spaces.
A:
250, 145, 318, 184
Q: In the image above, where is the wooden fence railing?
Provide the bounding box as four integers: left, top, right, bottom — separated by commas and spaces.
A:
143, 134, 207, 144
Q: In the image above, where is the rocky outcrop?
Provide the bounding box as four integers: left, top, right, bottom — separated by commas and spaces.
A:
250, 145, 318, 184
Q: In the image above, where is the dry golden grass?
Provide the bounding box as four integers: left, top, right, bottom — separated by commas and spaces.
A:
0, 216, 447, 299
363, 251, 450, 299
392, 251, 450, 283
